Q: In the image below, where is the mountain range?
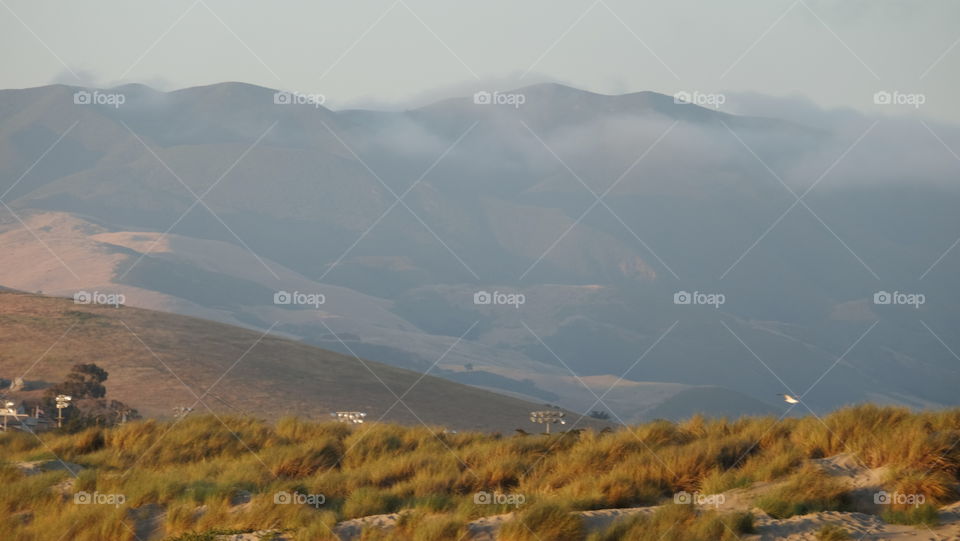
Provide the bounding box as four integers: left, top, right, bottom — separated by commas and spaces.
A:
2, 82, 958, 421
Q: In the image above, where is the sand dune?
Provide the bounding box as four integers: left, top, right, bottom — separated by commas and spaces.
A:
323, 453, 960, 540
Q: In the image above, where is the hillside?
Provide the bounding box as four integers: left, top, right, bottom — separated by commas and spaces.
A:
0, 290, 603, 433
0, 210, 778, 422
0, 82, 958, 416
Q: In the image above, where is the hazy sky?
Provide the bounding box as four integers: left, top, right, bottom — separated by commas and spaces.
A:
2, 0, 958, 121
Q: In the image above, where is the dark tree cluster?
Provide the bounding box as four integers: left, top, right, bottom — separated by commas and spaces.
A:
45, 363, 139, 429
47, 363, 108, 399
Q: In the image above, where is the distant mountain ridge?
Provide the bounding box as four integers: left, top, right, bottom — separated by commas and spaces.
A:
1, 81, 958, 419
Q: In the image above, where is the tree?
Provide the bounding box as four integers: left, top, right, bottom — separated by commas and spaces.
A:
588, 410, 611, 420
48, 363, 108, 399
45, 364, 139, 430
81, 400, 141, 427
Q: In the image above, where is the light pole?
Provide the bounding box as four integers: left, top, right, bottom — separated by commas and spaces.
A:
530, 410, 566, 434
173, 406, 193, 419
332, 411, 367, 424
2, 401, 14, 432
55, 395, 72, 428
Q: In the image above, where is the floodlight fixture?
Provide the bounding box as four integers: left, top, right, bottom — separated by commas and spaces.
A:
55, 394, 72, 428
333, 411, 367, 424
529, 410, 566, 434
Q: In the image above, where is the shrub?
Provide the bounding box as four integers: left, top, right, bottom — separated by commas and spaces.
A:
343, 488, 401, 519
165, 529, 258, 541
884, 468, 954, 507
881, 504, 939, 526
756, 466, 849, 518
498, 503, 584, 541
389, 510, 469, 541
269, 442, 343, 478
816, 524, 851, 540
587, 505, 753, 541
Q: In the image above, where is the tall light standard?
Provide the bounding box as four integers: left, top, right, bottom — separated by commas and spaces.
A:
115, 405, 132, 426
530, 410, 566, 434
55, 395, 72, 428
173, 406, 193, 419
332, 411, 367, 424
2, 401, 14, 432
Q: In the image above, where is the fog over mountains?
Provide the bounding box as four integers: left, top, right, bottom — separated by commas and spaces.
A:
2, 82, 959, 421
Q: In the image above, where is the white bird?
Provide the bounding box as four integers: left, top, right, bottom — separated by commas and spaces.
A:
778, 393, 800, 404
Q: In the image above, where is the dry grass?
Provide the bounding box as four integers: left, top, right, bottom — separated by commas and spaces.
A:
358, 510, 469, 541
586, 505, 753, 541
1, 404, 960, 539
0, 291, 594, 433
498, 503, 585, 541
816, 524, 851, 541
755, 465, 850, 518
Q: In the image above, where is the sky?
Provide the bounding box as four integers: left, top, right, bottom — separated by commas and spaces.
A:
1, 0, 959, 122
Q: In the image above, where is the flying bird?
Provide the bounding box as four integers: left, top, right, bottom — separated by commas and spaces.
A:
778, 393, 800, 404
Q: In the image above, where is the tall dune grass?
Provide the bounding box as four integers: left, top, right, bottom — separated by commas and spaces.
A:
1, 404, 959, 539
